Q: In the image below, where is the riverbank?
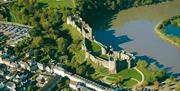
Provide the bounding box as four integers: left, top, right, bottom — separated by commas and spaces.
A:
155, 16, 180, 48
155, 25, 180, 48
94, 0, 180, 73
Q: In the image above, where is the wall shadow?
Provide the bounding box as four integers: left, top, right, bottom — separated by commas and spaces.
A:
94, 29, 133, 51
89, 1, 180, 79
116, 60, 128, 72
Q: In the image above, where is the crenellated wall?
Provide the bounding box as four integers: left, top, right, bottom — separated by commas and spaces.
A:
85, 51, 117, 74
67, 15, 135, 74
67, 15, 93, 40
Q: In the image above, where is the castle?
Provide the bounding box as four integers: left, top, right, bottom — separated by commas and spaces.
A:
67, 15, 135, 74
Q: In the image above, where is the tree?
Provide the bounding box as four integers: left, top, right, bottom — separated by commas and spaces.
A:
21, 7, 29, 15
154, 80, 159, 89
29, 27, 42, 37
31, 37, 43, 48
56, 37, 69, 53
150, 64, 158, 74
17, 0, 24, 6
155, 70, 165, 79
110, 1, 116, 10
76, 64, 86, 75
142, 81, 148, 86
72, 50, 85, 64
136, 60, 148, 69
25, 85, 33, 91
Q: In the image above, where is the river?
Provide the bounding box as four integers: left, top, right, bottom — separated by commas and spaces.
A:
94, 0, 180, 75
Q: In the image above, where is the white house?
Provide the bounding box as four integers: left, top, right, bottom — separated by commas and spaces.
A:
19, 61, 29, 69
45, 66, 52, 73
37, 63, 44, 70
6, 81, 16, 90
0, 82, 5, 89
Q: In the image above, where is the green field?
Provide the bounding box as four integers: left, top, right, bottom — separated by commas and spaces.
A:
91, 41, 102, 52
105, 69, 142, 87
108, 69, 142, 82
123, 79, 137, 87
99, 54, 109, 60
139, 68, 152, 82
62, 24, 83, 41
91, 68, 142, 87
37, 0, 74, 8
85, 39, 102, 53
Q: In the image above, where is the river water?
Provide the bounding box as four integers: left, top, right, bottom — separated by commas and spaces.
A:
94, 0, 180, 75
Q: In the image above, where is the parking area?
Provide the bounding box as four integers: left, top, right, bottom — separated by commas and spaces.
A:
0, 22, 31, 46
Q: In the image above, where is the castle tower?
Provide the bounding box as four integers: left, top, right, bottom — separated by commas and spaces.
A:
108, 60, 117, 74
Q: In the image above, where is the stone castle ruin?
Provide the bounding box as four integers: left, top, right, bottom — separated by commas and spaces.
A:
67, 15, 135, 74
67, 15, 93, 40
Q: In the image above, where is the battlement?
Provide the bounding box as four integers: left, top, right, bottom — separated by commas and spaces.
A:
67, 15, 93, 40
67, 15, 135, 74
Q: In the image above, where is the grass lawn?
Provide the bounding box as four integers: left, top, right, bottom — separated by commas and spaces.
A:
62, 24, 83, 41
99, 54, 109, 60
85, 39, 102, 53
139, 68, 152, 82
91, 41, 102, 52
88, 59, 109, 80
91, 68, 142, 87
109, 69, 142, 81
103, 69, 141, 87
74, 50, 86, 64
123, 79, 137, 87
37, 0, 74, 8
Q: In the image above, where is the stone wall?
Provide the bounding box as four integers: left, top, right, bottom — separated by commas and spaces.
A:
86, 52, 117, 74
67, 15, 93, 40
53, 66, 113, 91
67, 15, 135, 74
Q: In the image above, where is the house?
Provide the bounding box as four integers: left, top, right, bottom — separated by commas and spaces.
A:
45, 66, 52, 73
27, 59, 37, 66
10, 62, 19, 68
5, 71, 16, 80
6, 81, 16, 90
19, 60, 29, 69
0, 50, 2, 55
0, 82, 5, 90
76, 82, 95, 91
0, 70, 4, 76
15, 70, 29, 81
26, 60, 38, 71
0, 56, 2, 64
9, 55, 18, 62
36, 75, 48, 87
0, 64, 7, 72
51, 60, 58, 65
1, 53, 9, 60
37, 63, 45, 70
27, 65, 38, 72
12, 77, 20, 83
1, 60, 11, 67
